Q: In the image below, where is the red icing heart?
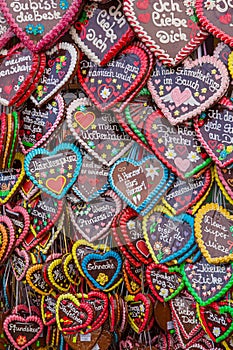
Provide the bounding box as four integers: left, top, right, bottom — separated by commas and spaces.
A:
136, 0, 149, 10
219, 13, 232, 24
138, 13, 150, 23
75, 111, 95, 129
171, 87, 192, 107
3, 314, 43, 350
46, 176, 66, 195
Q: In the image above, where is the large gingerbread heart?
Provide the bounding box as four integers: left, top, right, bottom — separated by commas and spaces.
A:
109, 155, 170, 213
19, 94, 65, 154
77, 44, 149, 111
24, 143, 82, 199
70, 0, 134, 66
3, 314, 43, 350
147, 56, 229, 125
181, 256, 233, 306
67, 97, 133, 167
123, 0, 208, 66
145, 110, 212, 178
194, 100, 233, 168
196, 0, 233, 47
0, 0, 83, 52
195, 203, 233, 264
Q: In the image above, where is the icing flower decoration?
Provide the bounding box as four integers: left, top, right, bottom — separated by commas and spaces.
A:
96, 273, 109, 286
153, 241, 163, 251
60, 0, 69, 10
100, 87, 111, 100
204, 0, 216, 10
159, 288, 169, 298
26, 24, 34, 34
145, 164, 160, 180
187, 151, 200, 162
212, 327, 221, 337
165, 148, 177, 159
16, 335, 27, 346
36, 24, 45, 34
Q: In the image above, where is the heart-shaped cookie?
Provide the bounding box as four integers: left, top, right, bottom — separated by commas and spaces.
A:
31, 42, 78, 106
125, 293, 153, 333
215, 166, 233, 204
0, 153, 25, 204
81, 250, 122, 291
69, 190, 122, 242
195, 203, 233, 264
5, 203, 30, 245
77, 44, 149, 111
45, 257, 70, 292
197, 301, 233, 343
123, 0, 208, 66
145, 110, 212, 178
147, 56, 229, 125
181, 256, 233, 306
41, 291, 58, 326
62, 253, 80, 286
196, 0, 233, 47
0, 215, 16, 264
67, 97, 133, 167
24, 142, 82, 199
123, 260, 142, 294
19, 94, 65, 154
26, 263, 52, 296
10, 248, 30, 281
70, 0, 134, 66
3, 314, 43, 350
0, 0, 83, 52
143, 205, 195, 264
109, 155, 170, 213
194, 99, 233, 168
146, 263, 184, 302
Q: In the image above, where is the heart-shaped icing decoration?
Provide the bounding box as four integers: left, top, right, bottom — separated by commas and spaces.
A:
154, 300, 172, 333
197, 301, 233, 343
23, 193, 63, 250
70, 0, 134, 66
146, 263, 184, 302
170, 292, 202, 340
0, 44, 45, 106
123, 261, 141, 295
147, 56, 229, 125
26, 263, 52, 296
0, 0, 83, 52
195, 203, 233, 264
0, 215, 16, 264
125, 293, 153, 333
24, 142, 82, 199
10, 248, 30, 281
162, 169, 212, 215
56, 293, 94, 332
196, 0, 233, 47
72, 239, 110, 277
31, 42, 78, 106
0, 153, 25, 204
69, 190, 122, 242
215, 166, 233, 204
181, 256, 233, 306
41, 291, 58, 326
85, 291, 109, 332
72, 152, 110, 202
63, 327, 103, 350
19, 177, 39, 200
143, 205, 195, 264
123, 0, 208, 66
145, 110, 212, 178
120, 207, 152, 264
214, 42, 232, 66
109, 155, 170, 213
77, 44, 149, 111
67, 98, 133, 167
3, 314, 43, 350
195, 99, 233, 168
5, 203, 30, 246
45, 258, 70, 292
82, 250, 122, 291
19, 94, 65, 154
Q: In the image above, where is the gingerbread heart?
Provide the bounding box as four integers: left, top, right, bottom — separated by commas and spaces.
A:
0, 153, 25, 204
146, 263, 184, 302
194, 99, 233, 168
109, 155, 170, 214
0, 215, 16, 264
123, 260, 142, 294
195, 203, 233, 264
77, 44, 149, 111
0, 0, 83, 52
215, 166, 233, 204
123, 0, 208, 66
72, 152, 110, 202
62, 253, 80, 286
66, 98, 133, 167
0, 44, 45, 106
45, 257, 70, 292
196, 0, 233, 47
41, 291, 58, 326
198, 301, 233, 343
214, 42, 232, 66
5, 203, 30, 245
181, 256, 233, 306
147, 56, 229, 125
70, 0, 134, 66
125, 293, 153, 333
143, 205, 195, 264
10, 248, 30, 281
26, 263, 52, 296
145, 110, 212, 178
31, 42, 78, 106
68, 190, 122, 242
24, 142, 82, 199
19, 94, 65, 154
81, 250, 122, 291
3, 314, 43, 350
